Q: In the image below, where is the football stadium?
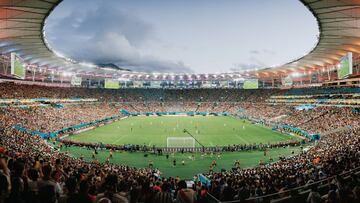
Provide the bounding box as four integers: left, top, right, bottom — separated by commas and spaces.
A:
0, 0, 360, 203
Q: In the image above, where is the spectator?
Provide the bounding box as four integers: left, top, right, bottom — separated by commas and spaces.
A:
176, 180, 196, 203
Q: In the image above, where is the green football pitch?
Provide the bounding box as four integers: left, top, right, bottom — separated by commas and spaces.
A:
65, 116, 298, 147
62, 116, 302, 178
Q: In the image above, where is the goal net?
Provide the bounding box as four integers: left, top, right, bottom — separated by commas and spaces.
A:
166, 137, 195, 148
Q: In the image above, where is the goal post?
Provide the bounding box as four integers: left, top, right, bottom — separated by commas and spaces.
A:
166, 137, 195, 148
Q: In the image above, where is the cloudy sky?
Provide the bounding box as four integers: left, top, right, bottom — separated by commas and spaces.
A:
45, 0, 318, 73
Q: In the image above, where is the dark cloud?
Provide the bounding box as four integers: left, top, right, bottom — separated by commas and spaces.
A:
45, 2, 193, 73
44, 0, 316, 73
230, 56, 267, 71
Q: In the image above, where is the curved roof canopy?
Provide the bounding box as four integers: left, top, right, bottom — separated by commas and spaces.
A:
0, 0, 360, 79
0, 0, 126, 76
258, 0, 360, 78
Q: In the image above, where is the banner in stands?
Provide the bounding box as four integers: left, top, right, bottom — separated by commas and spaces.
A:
71, 76, 82, 86
10, 52, 26, 79
338, 52, 352, 79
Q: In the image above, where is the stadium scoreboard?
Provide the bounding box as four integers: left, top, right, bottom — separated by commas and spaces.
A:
243, 79, 259, 89
338, 52, 353, 79
10, 52, 26, 80
104, 79, 120, 89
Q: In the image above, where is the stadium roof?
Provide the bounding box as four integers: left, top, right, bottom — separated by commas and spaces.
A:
0, 0, 128, 77
258, 0, 360, 78
0, 0, 360, 79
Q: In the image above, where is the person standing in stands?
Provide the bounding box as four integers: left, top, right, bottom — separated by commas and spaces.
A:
153, 182, 173, 203
176, 180, 196, 203
37, 165, 59, 203
96, 174, 129, 203
307, 185, 321, 203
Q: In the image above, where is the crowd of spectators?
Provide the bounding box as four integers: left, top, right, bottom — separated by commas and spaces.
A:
238, 104, 360, 135
0, 82, 359, 203
205, 128, 360, 202
0, 103, 121, 132
0, 82, 279, 103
